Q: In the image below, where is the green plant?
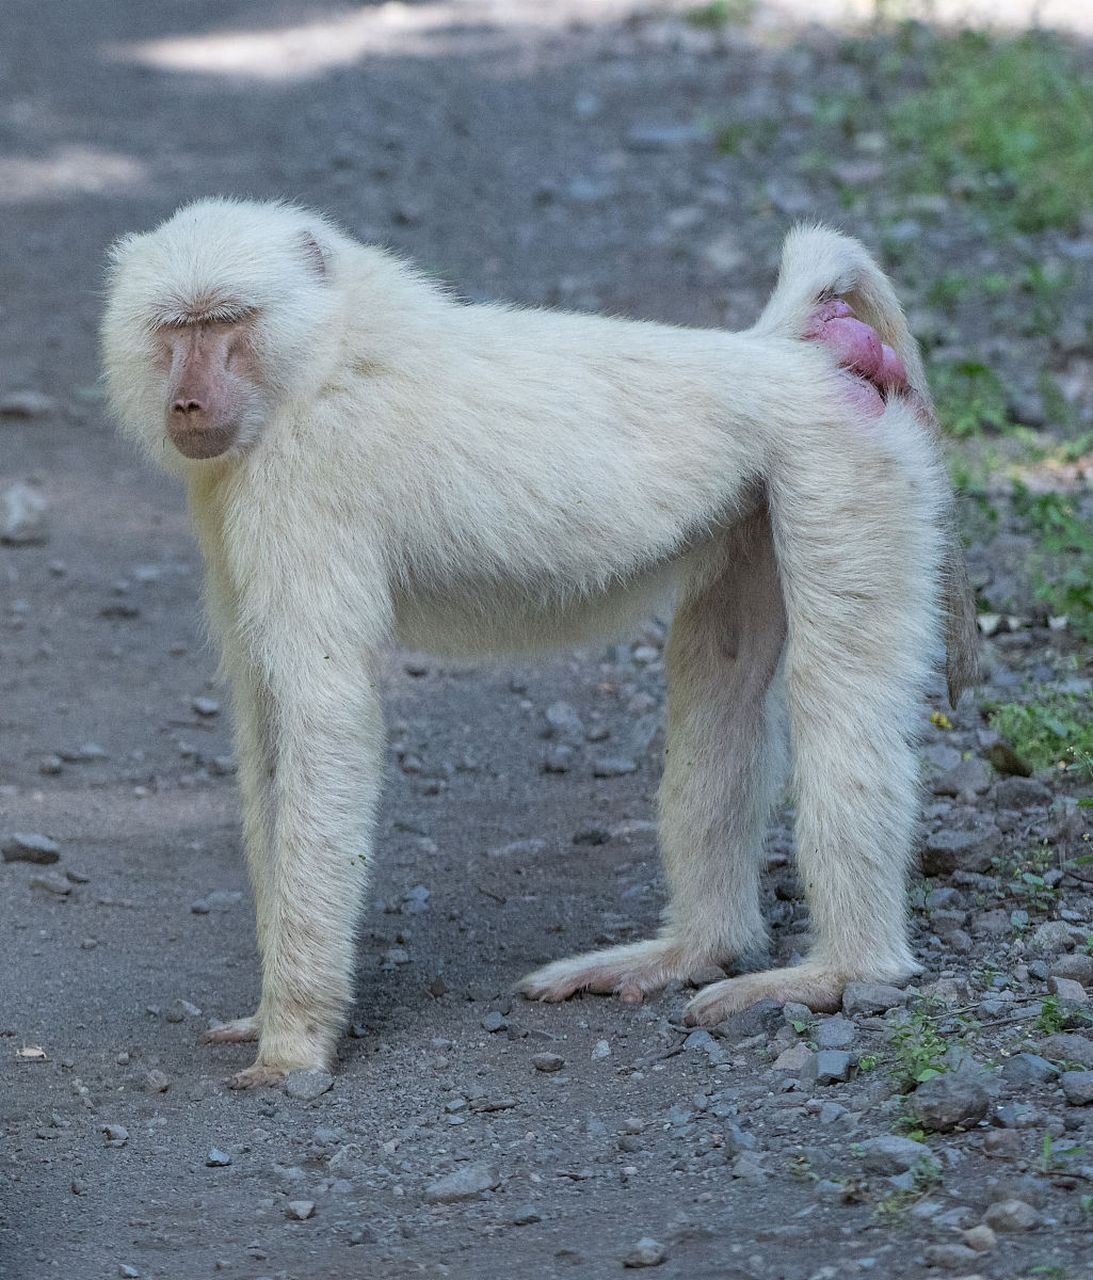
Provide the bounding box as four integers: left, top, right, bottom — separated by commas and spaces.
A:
929, 359, 1013, 439
1017, 261, 1072, 336
1012, 486, 1093, 641
685, 0, 754, 26
888, 1000, 951, 1084
1037, 994, 1067, 1035
872, 1154, 941, 1221
986, 690, 1093, 770
1040, 1132, 1084, 1173
886, 31, 1093, 233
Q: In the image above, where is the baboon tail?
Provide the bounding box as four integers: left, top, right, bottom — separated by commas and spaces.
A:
758, 224, 980, 707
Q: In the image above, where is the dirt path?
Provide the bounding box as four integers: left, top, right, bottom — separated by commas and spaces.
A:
2, 4, 1091, 1278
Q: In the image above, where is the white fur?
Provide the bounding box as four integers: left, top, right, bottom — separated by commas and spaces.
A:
102, 199, 956, 1083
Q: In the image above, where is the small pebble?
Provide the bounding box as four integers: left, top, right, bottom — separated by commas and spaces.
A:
285, 1200, 315, 1221
623, 1237, 667, 1268
1000, 1053, 1058, 1087
841, 982, 908, 1016
284, 1070, 334, 1101
1060, 1071, 1093, 1106
909, 1073, 989, 1132
857, 1135, 932, 1174
30, 871, 71, 897
423, 1162, 500, 1203
205, 1147, 232, 1167
982, 1198, 1039, 1232
533, 1052, 565, 1072
1, 832, 60, 864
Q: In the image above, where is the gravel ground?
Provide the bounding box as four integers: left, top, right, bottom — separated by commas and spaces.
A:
2, 3, 1091, 1278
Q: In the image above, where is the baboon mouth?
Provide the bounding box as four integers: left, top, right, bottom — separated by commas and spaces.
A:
168, 424, 238, 459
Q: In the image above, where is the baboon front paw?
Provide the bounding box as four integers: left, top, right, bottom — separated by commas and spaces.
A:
225, 1061, 288, 1090
519, 940, 722, 1005
683, 965, 844, 1026
203, 1014, 260, 1045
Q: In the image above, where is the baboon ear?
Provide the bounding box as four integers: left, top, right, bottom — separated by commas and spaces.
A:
298, 231, 330, 280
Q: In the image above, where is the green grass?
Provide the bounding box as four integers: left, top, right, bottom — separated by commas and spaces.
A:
929, 359, 1013, 439
986, 688, 1093, 771
886, 31, 1093, 233
685, 0, 754, 27
1013, 487, 1093, 641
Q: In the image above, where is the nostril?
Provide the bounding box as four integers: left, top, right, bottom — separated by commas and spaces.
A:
171, 398, 204, 416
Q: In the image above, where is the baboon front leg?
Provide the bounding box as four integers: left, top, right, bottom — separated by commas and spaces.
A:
226, 650, 384, 1089
520, 514, 787, 1003
686, 399, 940, 1024
202, 652, 273, 1048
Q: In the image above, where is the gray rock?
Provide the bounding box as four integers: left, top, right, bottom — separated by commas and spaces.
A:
923, 1243, 979, 1270
962, 1224, 997, 1253
144, 1069, 170, 1093
983, 1129, 1023, 1156
591, 755, 638, 777
993, 777, 1051, 808
1047, 976, 1088, 1004
842, 982, 909, 1017
1060, 1071, 1093, 1105
543, 701, 584, 745
30, 871, 71, 897
1028, 919, 1074, 955
804, 1050, 851, 1085
423, 1162, 500, 1203
626, 123, 706, 150
909, 1073, 989, 1131
0, 389, 55, 417
165, 998, 201, 1022
191, 696, 220, 717
481, 1010, 506, 1033
205, 1147, 232, 1167
1000, 1053, 1058, 1086
60, 742, 108, 763
283, 1070, 334, 1101
994, 1102, 1039, 1128
815, 1016, 855, 1050
622, 1237, 667, 1268
921, 826, 998, 875
1, 482, 49, 545
982, 1198, 1039, 1231
190, 889, 243, 914
542, 744, 573, 773
1049, 953, 1093, 985
1039, 1033, 1093, 1068
102, 1124, 129, 1147
771, 1042, 813, 1073
684, 1028, 725, 1066
2, 832, 61, 864
510, 1204, 542, 1225
715, 999, 783, 1042
857, 1135, 933, 1174
285, 1200, 315, 1220
931, 758, 991, 797
924, 743, 961, 771
532, 1052, 564, 1072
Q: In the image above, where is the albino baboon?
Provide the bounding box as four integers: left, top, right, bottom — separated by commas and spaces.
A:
102, 199, 977, 1087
